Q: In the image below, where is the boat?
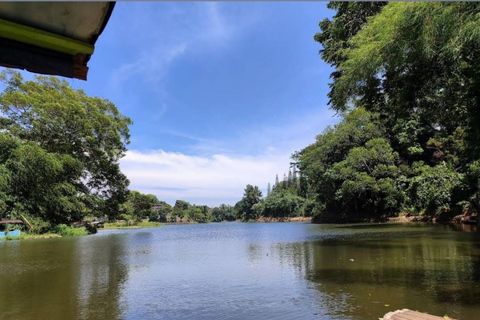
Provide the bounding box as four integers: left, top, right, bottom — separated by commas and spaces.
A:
0, 220, 23, 238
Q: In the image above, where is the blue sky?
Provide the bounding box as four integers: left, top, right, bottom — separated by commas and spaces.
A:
5, 2, 339, 206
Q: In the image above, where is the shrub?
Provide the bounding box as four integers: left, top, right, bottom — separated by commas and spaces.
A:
54, 224, 89, 237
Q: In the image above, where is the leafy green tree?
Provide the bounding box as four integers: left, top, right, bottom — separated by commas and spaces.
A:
297, 2, 480, 223
211, 204, 235, 222
0, 70, 132, 224
320, 138, 405, 222
173, 200, 190, 219
262, 190, 304, 218
233, 200, 245, 220
298, 109, 385, 208
149, 201, 172, 222
123, 191, 158, 221
314, 1, 387, 106
330, 2, 480, 160
407, 162, 462, 216
5, 140, 84, 224
239, 185, 262, 221
186, 206, 207, 223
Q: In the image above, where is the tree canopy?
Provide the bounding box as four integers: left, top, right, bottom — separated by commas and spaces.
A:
296, 2, 480, 223
0, 70, 132, 228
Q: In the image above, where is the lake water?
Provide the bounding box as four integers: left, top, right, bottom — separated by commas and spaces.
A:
1, 222, 479, 320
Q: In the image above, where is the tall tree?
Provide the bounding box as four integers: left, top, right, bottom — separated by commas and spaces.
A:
267, 183, 271, 196
239, 185, 262, 221
314, 1, 387, 107
0, 70, 132, 224
299, 2, 480, 223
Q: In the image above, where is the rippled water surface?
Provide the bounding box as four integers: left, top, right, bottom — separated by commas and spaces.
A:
1, 222, 480, 320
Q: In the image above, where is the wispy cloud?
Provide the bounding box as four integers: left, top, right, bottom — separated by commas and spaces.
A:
121, 149, 289, 207
121, 107, 339, 206
108, 2, 259, 94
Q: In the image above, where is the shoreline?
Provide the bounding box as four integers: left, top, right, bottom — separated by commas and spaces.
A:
3, 216, 476, 242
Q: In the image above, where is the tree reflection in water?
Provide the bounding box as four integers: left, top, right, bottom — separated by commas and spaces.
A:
0, 234, 129, 320
269, 224, 480, 320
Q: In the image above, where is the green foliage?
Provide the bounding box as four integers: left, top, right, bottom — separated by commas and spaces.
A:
149, 201, 172, 222
262, 190, 304, 218
314, 1, 387, 106
211, 204, 235, 222
122, 191, 158, 221
408, 163, 462, 215
323, 139, 405, 221
238, 185, 262, 221
0, 70, 132, 228
296, 3, 480, 223
173, 200, 190, 219
54, 224, 90, 237
103, 220, 163, 229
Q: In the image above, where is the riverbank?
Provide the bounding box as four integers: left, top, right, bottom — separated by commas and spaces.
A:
256, 216, 312, 223
102, 221, 164, 230
0, 233, 62, 241
388, 213, 478, 225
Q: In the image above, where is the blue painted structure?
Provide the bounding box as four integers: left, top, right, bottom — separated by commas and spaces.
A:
0, 230, 21, 238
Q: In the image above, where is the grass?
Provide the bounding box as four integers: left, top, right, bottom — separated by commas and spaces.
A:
1, 224, 90, 241
103, 220, 164, 230
0, 232, 62, 241
54, 224, 90, 237
1, 220, 164, 241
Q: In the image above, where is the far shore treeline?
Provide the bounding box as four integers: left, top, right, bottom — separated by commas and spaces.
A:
1, 2, 480, 235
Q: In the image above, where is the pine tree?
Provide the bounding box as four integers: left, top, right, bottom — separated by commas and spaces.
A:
267, 183, 271, 196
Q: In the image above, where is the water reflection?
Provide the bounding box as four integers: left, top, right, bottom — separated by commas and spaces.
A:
270, 224, 480, 320
0, 234, 129, 320
1, 223, 480, 320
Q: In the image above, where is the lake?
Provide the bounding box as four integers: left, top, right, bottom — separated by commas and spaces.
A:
0, 222, 479, 320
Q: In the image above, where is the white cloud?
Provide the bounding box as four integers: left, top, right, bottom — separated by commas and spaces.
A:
121, 107, 339, 206
120, 149, 289, 206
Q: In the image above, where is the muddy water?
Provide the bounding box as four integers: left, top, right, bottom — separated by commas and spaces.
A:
0, 222, 478, 320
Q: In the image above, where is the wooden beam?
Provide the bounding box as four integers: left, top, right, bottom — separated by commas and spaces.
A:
0, 18, 94, 56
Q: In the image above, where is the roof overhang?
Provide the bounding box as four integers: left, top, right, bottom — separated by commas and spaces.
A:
0, 2, 115, 80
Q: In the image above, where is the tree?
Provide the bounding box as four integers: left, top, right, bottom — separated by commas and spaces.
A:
267, 183, 271, 196
121, 191, 159, 221
330, 2, 480, 160
262, 190, 304, 218
149, 201, 171, 222
321, 138, 405, 222
0, 70, 132, 224
298, 2, 480, 223
239, 185, 262, 221
314, 1, 387, 107
233, 200, 245, 220
4, 139, 84, 225
173, 200, 190, 219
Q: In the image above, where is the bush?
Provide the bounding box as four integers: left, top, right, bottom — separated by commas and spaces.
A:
54, 224, 89, 237
408, 162, 462, 216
